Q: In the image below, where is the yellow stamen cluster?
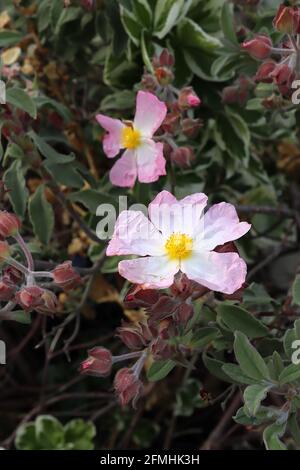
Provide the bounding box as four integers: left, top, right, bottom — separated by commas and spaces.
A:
121, 126, 141, 149
165, 233, 193, 260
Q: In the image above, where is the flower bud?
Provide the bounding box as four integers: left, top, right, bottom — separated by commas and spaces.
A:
181, 118, 202, 139
159, 49, 174, 68
0, 211, 21, 239
254, 61, 276, 83
114, 368, 143, 407
52, 261, 81, 290
162, 112, 180, 134
271, 64, 295, 95
273, 5, 300, 34
15, 286, 44, 311
171, 146, 195, 168
241, 35, 272, 60
178, 87, 201, 109
155, 67, 174, 86
0, 277, 15, 301
80, 347, 113, 377
0, 241, 10, 262
3, 266, 23, 284
36, 290, 59, 315
175, 302, 194, 326
117, 324, 147, 350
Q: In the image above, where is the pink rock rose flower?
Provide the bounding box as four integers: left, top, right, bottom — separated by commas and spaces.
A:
106, 191, 251, 294
96, 91, 167, 188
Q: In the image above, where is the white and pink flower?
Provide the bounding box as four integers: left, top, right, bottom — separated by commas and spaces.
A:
96, 91, 167, 188
107, 191, 251, 294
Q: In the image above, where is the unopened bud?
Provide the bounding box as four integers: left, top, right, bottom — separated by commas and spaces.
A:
178, 87, 201, 109
241, 35, 272, 60
171, 146, 195, 168
80, 347, 113, 377
273, 5, 300, 34
114, 368, 143, 407
52, 261, 81, 290
15, 286, 44, 311
0, 211, 21, 239
182, 118, 202, 138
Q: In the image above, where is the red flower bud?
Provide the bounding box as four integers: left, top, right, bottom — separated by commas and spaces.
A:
159, 49, 174, 68
242, 35, 272, 60
273, 5, 300, 34
36, 290, 59, 315
171, 146, 195, 168
52, 261, 81, 290
117, 325, 147, 350
0, 277, 16, 301
114, 368, 143, 407
178, 87, 201, 109
0, 211, 21, 239
162, 112, 180, 134
175, 302, 194, 326
181, 118, 202, 138
3, 266, 23, 284
80, 347, 113, 377
254, 61, 277, 83
154, 67, 174, 86
15, 286, 44, 311
0, 241, 10, 262
270, 64, 295, 95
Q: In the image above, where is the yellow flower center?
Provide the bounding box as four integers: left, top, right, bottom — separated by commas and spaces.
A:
165, 233, 193, 260
121, 126, 141, 149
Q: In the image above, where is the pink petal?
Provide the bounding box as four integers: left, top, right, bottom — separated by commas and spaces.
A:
148, 190, 208, 237
96, 114, 125, 158
136, 140, 166, 183
118, 256, 178, 289
106, 210, 165, 257
134, 91, 167, 138
194, 202, 251, 251
181, 251, 247, 295
109, 150, 137, 188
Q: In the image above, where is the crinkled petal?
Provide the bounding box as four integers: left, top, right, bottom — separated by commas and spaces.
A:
133, 91, 167, 138
118, 256, 178, 289
194, 202, 251, 252
109, 150, 137, 188
96, 114, 125, 158
137, 140, 166, 183
107, 210, 165, 257
181, 251, 247, 295
148, 190, 208, 238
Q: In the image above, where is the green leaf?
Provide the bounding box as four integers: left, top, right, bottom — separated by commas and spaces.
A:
120, 7, 142, 46
6, 88, 37, 119
263, 422, 287, 450
279, 364, 300, 385
132, 0, 152, 29
292, 274, 300, 306
221, 2, 238, 45
35, 416, 65, 449
217, 303, 268, 338
29, 185, 54, 245
189, 327, 219, 349
64, 419, 96, 450
3, 160, 28, 218
234, 332, 270, 381
0, 30, 22, 47
244, 384, 271, 416
54, 7, 82, 35
147, 360, 176, 382
141, 30, 154, 73
100, 90, 135, 111
222, 364, 258, 385
29, 131, 75, 164
154, 0, 192, 39
202, 353, 232, 383
177, 18, 221, 52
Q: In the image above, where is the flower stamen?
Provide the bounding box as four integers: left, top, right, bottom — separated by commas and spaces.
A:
121, 126, 141, 149
165, 233, 193, 260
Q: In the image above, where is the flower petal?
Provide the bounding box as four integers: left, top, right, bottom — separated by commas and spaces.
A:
109, 150, 137, 188
134, 91, 167, 138
118, 256, 178, 289
107, 210, 165, 257
194, 202, 251, 251
181, 251, 247, 295
148, 190, 208, 238
96, 114, 125, 158
137, 140, 166, 183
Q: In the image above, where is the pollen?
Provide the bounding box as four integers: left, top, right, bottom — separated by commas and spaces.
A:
121, 126, 141, 149
165, 233, 193, 260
